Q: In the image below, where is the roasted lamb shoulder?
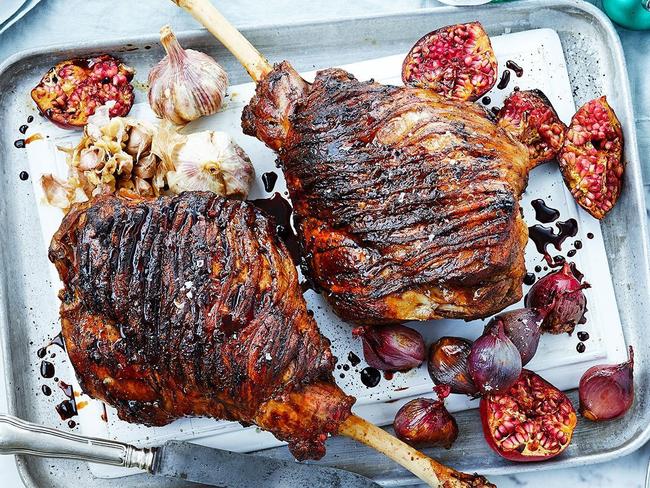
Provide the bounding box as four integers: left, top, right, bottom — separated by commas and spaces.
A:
243, 64, 531, 325
49, 191, 354, 460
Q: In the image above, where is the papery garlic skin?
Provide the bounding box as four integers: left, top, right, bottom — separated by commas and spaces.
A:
148, 25, 228, 124
155, 122, 254, 199
42, 103, 169, 212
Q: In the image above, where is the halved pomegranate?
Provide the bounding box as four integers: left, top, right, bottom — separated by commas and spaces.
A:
480, 369, 577, 462
558, 96, 624, 219
402, 22, 498, 102
497, 89, 567, 167
31, 54, 135, 129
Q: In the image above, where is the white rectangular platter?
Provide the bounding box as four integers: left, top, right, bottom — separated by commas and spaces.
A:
25, 27, 628, 479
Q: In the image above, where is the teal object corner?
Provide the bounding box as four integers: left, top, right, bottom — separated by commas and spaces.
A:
602, 0, 650, 29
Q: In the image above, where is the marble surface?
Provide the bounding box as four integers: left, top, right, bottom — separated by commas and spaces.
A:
0, 0, 648, 487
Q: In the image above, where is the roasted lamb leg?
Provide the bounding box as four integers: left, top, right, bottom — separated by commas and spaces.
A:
49, 191, 353, 461
51, 190, 492, 487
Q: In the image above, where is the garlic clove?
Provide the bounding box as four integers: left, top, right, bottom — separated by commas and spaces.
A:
126, 123, 154, 159
148, 25, 228, 124
78, 147, 104, 171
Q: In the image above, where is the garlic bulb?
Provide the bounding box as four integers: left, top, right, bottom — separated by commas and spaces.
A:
153, 121, 254, 199
148, 25, 228, 124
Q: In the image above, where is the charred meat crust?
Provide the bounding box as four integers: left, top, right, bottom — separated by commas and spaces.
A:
49, 191, 354, 460
244, 65, 530, 324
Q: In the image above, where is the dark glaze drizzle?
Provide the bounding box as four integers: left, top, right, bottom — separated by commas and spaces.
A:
587, 233, 594, 239
523, 272, 536, 285
360, 367, 381, 388
577, 331, 590, 341
40, 361, 55, 379
27, 115, 34, 123
50, 333, 65, 349
250, 192, 301, 264
574, 240, 583, 249
14, 139, 25, 148
261, 171, 278, 193
19, 171, 29, 181
19, 125, 29, 134
576, 342, 586, 353
41, 385, 52, 396
497, 70, 511, 90
38, 333, 66, 359
528, 218, 578, 255
506, 60, 524, 77
348, 351, 361, 367
56, 400, 78, 420
531, 199, 560, 223
481, 96, 491, 105
55, 380, 78, 421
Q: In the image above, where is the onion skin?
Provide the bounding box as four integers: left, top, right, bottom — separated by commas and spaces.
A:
427, 337, 478, 396
525, 262, 589, 335
393, 388, 458, 449
468, 320, 522, 395
492, 308, 543, 366
579, 346, 634, 421
354, 325, 425, 372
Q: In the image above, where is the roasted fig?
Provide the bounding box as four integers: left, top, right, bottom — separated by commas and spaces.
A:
480, 369, 577, 462
497, 89, 567, 167
558, 96, 624, 219
31, 54, 135, 129
402, 22, 498, 101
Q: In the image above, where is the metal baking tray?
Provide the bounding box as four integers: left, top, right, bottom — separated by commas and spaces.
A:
0, 0, 647, 486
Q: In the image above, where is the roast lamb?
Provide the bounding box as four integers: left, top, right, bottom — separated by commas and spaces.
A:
243, 63, 531, 325
49, 191, 354, 460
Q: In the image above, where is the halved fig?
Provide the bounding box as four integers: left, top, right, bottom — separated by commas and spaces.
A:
31, 54, 135, 129
402, 22, 498, 101
558, 96, 624, 219
480, 369, 577, 462
497, 89, 567, 167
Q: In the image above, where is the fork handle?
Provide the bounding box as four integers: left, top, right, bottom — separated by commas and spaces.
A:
0, 414, 155, 471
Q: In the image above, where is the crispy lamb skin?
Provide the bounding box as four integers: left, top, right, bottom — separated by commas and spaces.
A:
49, 191, 354, 460
243, 65, 530, 325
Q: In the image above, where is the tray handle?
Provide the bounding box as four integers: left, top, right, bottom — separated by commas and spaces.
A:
0, 414, 155, 471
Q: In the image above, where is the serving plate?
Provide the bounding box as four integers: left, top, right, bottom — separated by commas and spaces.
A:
0, 0, 647, 486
